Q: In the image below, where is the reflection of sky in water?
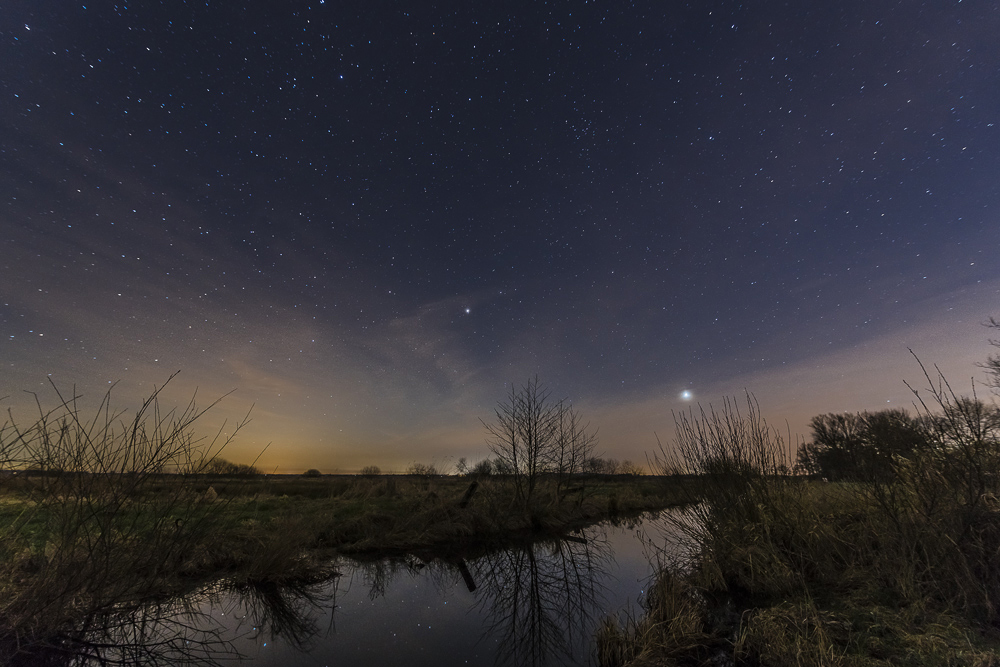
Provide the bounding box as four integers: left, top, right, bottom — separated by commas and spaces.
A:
242, 567, 488, 665
200, 513, 676, 666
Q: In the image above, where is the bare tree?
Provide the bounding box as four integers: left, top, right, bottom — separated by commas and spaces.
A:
483, 378, 597, 507
484, 378, 557, 506
552, 404, 598, 498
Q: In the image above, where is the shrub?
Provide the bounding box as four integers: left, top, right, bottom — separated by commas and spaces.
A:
585, 457, 621, 474
469, 459, 495, 476
617, 460, 644, 476
302, 468, 323, 478
359, 465, 381, 477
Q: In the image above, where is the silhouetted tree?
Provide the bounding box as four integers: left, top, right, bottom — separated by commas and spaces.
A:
483, 378, 596, 506
484, 378, 557, 506
552, 404, 598, 497
469, 459, 495, 476
584, 457, 620, 475
618, 460, 644, 475
796, 409, 929, 481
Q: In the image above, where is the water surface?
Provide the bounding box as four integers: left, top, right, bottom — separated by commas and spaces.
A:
58, 512, 683, 666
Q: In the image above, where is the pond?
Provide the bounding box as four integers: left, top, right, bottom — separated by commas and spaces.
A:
45, 512, 689, 666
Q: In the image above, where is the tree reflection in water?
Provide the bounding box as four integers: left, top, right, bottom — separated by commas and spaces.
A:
15, 525, 624, 666
469, 529, 614, 667
346, 528, 615, 667
12, 572, 340, 666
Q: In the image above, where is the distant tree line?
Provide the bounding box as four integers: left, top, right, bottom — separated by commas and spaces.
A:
457, 455, 643, 478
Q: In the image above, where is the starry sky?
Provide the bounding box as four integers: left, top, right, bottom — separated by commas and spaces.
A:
3, 1, 999, 473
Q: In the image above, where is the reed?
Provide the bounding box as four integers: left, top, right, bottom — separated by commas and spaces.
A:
0, 376, 250, 659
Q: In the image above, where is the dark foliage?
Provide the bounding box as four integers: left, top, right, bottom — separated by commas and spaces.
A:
795, 409, 931, 481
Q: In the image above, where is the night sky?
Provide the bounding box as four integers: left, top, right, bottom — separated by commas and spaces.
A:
3, 2, 999, 473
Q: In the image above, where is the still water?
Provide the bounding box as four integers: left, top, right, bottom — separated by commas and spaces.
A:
62, 512, 686, 666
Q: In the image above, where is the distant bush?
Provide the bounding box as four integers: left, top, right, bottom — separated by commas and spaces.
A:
469, 459, 495, 476
406, 462, 437, 476
617, 460, 644, 475
203, 457, 262, 476
584, 457, 643, 475
359, 465, 381, 476
585, 457, 621, 475
302, 468, 323, 478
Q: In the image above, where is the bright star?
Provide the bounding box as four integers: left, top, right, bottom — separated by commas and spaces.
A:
680, 390, 693, 400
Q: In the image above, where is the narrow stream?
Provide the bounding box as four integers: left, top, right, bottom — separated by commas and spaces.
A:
54, 511, 687, 666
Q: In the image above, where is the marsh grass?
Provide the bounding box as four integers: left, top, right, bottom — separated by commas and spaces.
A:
599, 385, 1000, 666
596, 569, 722, 667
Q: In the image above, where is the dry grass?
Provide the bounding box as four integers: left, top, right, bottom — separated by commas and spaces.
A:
0, 376, 258, 660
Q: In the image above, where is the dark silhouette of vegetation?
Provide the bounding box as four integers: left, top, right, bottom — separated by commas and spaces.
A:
980, 316, 1000, 392
204, 457, 263, 476
302, 468, 323, 478
795, 408, 931, 480
405, 462, 438, 476
584, 457, 644, 475
358, 465, 380, 477
467, 458, 496, 476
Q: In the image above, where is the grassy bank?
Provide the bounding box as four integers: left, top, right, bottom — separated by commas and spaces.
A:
597, 396, 1000, 666
0, 471, 692, 564
0, 472, 690, 659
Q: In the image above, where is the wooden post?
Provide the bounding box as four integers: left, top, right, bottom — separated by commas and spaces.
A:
459, 480, 479, 508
